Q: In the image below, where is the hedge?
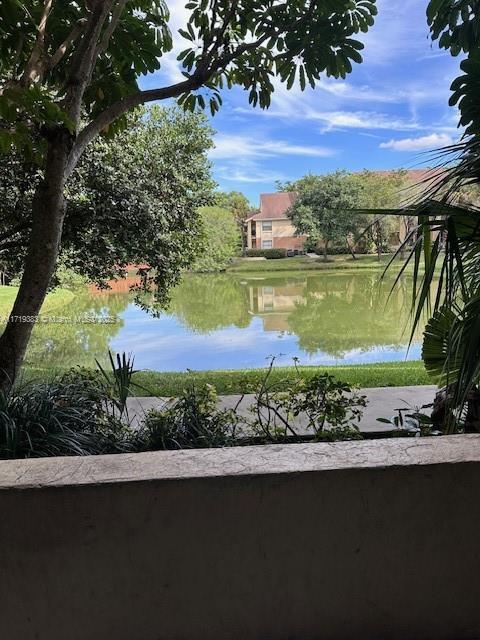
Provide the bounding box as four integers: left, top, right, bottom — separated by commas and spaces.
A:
245, 248, 287, 259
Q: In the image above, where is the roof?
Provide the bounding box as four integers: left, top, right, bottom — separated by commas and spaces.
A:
375, 168, 445, 187
246, 169, 447, 222
247, 192, 298, 221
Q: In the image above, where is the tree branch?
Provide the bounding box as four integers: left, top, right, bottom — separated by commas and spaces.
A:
68, 0, 322, 175
95, 0, 128, 57
21, 0, 54, 86
47, 18, 88, 70
63, 0, 116, 123
68, 74, 204, 174
0, 221, 31, 244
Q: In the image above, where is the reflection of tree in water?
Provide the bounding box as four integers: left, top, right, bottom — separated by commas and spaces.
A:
167, 274, 251, 332
288, 273, 420, 357
22, 272, 423, 368
24, 289, 128, 368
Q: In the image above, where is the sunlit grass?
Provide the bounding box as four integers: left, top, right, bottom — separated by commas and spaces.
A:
0, 286, 75, 317
24, 361, 431, 397
226, 254, 398, 273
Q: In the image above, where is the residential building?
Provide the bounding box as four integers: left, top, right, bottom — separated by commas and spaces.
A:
246, 192, 307, 253
246, 170, 446, 254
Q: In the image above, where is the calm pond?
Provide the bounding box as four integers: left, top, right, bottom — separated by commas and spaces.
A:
24, 271, 423, 371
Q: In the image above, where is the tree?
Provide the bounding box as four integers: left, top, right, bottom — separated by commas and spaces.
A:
193, 206, 240, 273
384, 1, 480, 431
0, 0, 377, 387
352, 170, 406, 260
285, 172, 363, 261
0, 106, 214, 306
214, 191, 252, 256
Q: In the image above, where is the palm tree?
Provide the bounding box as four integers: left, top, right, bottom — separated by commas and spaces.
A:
364, 1, 480, 433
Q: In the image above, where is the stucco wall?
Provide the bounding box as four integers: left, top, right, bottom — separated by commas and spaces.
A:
1, 437, 480, 640
248, 219, 307, 250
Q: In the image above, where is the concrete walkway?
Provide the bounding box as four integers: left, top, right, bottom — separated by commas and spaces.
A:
126, 385, 437, 434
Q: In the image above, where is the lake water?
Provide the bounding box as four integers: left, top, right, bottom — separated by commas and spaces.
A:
24, 271, 423, 371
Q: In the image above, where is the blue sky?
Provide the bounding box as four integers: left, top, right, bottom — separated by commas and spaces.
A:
141, 0, 462, 205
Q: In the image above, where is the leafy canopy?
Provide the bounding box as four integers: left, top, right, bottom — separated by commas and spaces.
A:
193, 206, 241, 273
284, 171, 363, 249
0, 106, 215, 305
352, 169, 407, 253
0, 0, 378, 162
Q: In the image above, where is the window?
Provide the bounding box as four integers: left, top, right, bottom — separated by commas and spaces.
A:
262, 240, 273, 249
262, 221, 272, 231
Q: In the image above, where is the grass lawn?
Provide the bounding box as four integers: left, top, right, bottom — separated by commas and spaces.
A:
0, 285, 75, 316
101, 361, 430, 396
24, 361, 431, 396
226, 254, 396, 274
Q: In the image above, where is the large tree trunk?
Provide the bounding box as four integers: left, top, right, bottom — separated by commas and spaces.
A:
0, 130, 71, 390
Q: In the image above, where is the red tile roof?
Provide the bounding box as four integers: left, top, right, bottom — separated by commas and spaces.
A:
246, 169, 447, 222
248, 192, 298, 221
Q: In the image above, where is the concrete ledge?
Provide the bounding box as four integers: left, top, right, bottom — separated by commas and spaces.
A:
1, 437, 480, 639
0, 432, 478, 490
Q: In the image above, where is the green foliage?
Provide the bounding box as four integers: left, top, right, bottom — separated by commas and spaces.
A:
214, 191, 252, 220
214, 191, 253, 253
285, 171, 364, 257
0, 1, 171, 156
0, 376, 130, 459
0, 106, 215, 306
0, 0, 377, 385
96, 351, 137, 418
30, 361, 429, 397
193, 206, 240, 272
427, 0, 479, 134
176, 0, 377, 112
245, 248, 287, 259
137, 383, 239, 450
227, 254, 390, 272
352, 169, 407, 255
0, 0, 377, 160
381, 2, 480, 431
377, 403, 439, 436
250, 358, 366, 443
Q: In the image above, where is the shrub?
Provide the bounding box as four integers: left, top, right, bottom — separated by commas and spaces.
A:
0, 378, 131, 459
136, 383, 241, 450
250, 358, 367, 443
0, 357, 370, 459
245, 248, 287, 259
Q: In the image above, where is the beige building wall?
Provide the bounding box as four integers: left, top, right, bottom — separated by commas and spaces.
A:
248, 219, 306, 251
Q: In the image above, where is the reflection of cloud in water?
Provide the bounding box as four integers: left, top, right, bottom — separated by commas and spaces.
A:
30, 272, 427, 372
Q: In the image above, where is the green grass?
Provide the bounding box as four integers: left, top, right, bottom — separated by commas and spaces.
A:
227, 254, 396, 274
30, 361, 429, 397
0, 286, 75, 316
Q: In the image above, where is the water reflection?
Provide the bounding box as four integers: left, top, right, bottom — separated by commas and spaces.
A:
21, 271, 423, 371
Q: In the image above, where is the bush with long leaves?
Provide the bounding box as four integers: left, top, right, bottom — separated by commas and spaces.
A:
0, 377, 131, 459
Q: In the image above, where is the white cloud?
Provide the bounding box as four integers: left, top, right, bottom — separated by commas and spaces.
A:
317, 79, 399, 103
217, 167, 289, 184
360, 0, 432, 66
310, 110, 420, 132
210, 134, 336, 160
234, 103, 422, 132
380, 133, 454, 152
154, 0, 194, 84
